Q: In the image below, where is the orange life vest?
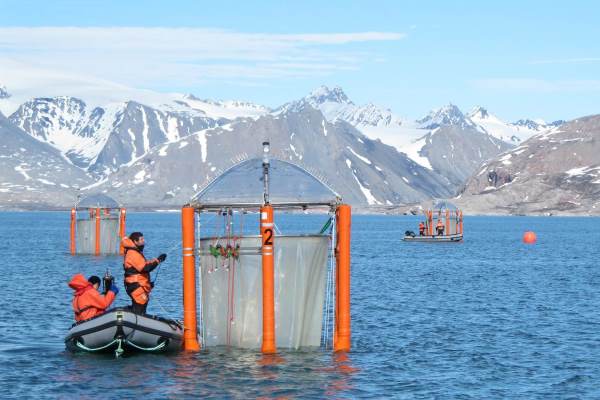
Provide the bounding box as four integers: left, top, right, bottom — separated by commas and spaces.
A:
69, 274, 115, 322
122, 237, 159, 305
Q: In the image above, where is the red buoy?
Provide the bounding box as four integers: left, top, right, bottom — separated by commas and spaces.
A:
523, 231, 537, 244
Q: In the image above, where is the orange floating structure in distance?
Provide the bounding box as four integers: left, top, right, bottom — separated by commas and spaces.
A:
70, 194, 126, 255
523, 231, 537, 244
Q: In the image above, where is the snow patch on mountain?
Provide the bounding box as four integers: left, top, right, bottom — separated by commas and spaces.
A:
400, 136, 433, 170
175, 94, 269, 120
468, 106, 565, 146
9, 97, 121, 168
468, 107, 538, 145
196, 130, 209, 163
299, 87, 533, 186
346, 146, 372, 165
418, 104, 475, 130
300, 86, 428, 157
351, 170, 380, 205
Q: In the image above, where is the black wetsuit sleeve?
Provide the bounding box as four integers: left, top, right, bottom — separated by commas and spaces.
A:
142, 259, 159, 272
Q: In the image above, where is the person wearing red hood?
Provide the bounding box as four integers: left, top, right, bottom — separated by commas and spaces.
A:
122, 232, 166, 314
69, 274, 118, 322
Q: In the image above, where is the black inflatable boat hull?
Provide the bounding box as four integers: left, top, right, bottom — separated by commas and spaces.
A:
65, 308, 183, 354
403, 234, 463, 242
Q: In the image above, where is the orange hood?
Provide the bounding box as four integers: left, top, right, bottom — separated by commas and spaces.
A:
69, 274, 92, 295
121, 237, 137, 250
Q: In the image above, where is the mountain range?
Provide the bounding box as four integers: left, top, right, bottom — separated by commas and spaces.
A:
0, 111, 92, 209
457, 115, 600, 215
2, 83, 593, 213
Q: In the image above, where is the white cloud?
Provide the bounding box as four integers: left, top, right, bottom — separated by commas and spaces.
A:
0, 27, 405, 109
529, 57, 600, 65
471, 78, 600, 93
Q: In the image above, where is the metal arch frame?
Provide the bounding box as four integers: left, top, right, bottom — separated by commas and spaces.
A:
186, 200, 340, 212
189, 156, 342, 208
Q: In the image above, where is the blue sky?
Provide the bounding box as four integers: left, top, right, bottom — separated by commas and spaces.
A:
0, 0, 599, 121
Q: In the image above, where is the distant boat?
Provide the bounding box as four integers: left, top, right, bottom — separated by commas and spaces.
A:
404, 201, 463, 243
403, 232, 463, 242
65, 308, 183, 356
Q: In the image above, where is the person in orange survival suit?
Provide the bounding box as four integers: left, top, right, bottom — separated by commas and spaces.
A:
418, 221, 426, 236
436, 219, 445, 236
69, 274, 118, 322
122, 232, 166, 314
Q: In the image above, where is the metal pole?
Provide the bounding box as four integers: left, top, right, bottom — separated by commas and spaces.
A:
119, 208, 126, 255
262, 141, 270, 205
95, 207, 101, 255
70, 208, 76, 255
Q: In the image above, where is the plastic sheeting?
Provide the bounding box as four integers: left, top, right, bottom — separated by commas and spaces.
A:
199, 235, 329, 349
75, 218, 119, 254
78, 194, 120, 209
433, 201, 459, 212
193, 158, 339, 206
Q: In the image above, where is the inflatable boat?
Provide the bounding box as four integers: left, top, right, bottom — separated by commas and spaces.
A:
65, 308, 183, 356
403, 231, 463, 242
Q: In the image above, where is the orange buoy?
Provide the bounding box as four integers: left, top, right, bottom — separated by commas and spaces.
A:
523, 231, 537, 244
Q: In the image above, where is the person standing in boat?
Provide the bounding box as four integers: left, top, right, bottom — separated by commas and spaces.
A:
69, 274, 119, 322
419, 221, 426, 236
121, 232, 166, 314
436, 219, 445, 236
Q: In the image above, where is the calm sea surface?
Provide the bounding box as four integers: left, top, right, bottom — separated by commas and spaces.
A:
1, 212, 599, 398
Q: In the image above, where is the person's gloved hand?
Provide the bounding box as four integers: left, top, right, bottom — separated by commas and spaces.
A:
157, 254, 167, 263
109, 284, 119, 295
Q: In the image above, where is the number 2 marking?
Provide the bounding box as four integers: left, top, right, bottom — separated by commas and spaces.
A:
264, 228, 273, 246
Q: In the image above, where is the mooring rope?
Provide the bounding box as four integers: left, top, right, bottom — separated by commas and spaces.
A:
126, 340, 167, 352
75, 338, 120, 352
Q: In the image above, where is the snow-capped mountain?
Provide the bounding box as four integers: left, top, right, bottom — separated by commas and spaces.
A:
457, 113, 600, 215
467, 106, 563, 146
8, 95, 268, 175
306, 85, 352, 105
412, 123, 512, 187
0, 84, 568, 209
512, 118, 564, 130
9, 97, 117, 168
303, 86, 409, 137
294, 87, 514, 190
88, 103, 453, 207
0, 85, 10, 99
417, 104, 476, 130
173, 94, 269, 120
0, 111, 92, 209
85, 101, 224, 175
279, 86, 424, 160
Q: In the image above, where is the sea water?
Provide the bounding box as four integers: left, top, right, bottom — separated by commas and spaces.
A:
0, 212, 599, 398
